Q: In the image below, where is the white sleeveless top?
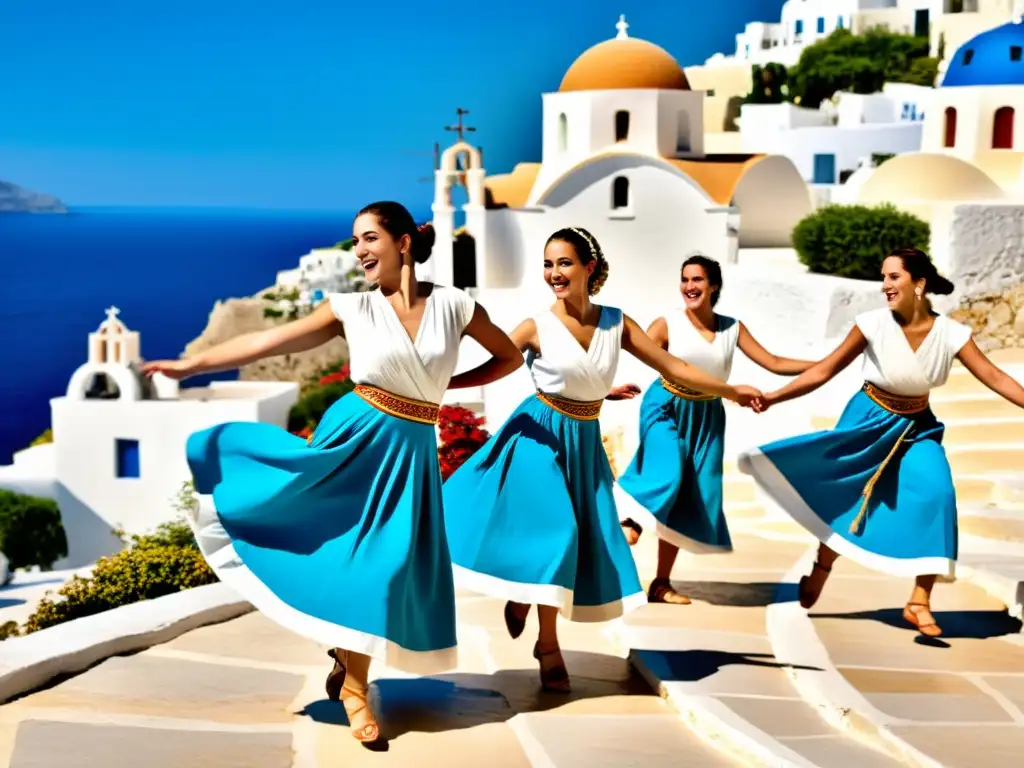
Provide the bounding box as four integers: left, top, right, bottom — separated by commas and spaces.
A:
854, 308, 972, 397
529, 307, 624, 402
328, 285, 476, 403
664, 310, 740, 381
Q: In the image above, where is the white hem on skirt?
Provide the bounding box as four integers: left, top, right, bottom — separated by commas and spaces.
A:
738, 448, 955, 579
191, 498, 458, 675
452, 564, 647, 623
613, 484, 733, 555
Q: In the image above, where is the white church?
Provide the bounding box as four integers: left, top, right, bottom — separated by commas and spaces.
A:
0, 307, 298, 568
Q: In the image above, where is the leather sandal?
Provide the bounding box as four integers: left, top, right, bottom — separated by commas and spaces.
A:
648, 577, 691, 605
533, 642, 571, 693
325, 648, 347, 702
798, 561, 831, 610
903, 602, 942, 637
620, 518, 643, 545
340, 682, 382, 743
504, 600, 527, 640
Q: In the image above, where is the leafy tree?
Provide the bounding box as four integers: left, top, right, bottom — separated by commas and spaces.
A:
788, 28, 933, 108
743, 63, 789, 104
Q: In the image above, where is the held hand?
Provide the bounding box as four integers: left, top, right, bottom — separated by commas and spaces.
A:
730, 385, 763, 408
140, 359, 199, 381
750, 391, 778, 414
606, 383, 642, 401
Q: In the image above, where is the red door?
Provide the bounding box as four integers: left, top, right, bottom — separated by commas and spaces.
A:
944, 107, 957, 148
993, 107, 1015, 149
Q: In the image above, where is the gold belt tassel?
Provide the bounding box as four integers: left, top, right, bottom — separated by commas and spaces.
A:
849, 383, 930, 535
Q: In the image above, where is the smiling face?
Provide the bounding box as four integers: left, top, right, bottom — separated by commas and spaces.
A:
881, 255, 923, 314
680, 263, 716, 311
352, 212, 410, 284
544, 238, 594, 299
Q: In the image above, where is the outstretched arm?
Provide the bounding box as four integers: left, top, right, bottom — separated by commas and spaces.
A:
141, 301, 343, 381
607, 316, 665, 401
621, 314, 759, 405
759, 326, 867, 409
957, 340, 1024, 408
738, 322, 815, 376
446, 306, 525, 390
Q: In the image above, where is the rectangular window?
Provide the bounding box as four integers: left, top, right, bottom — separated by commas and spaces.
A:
914, 9, 929, 39
795, 20, 804, 37
837, 16, 844, 29
817, 17, 825, 34
116, 439, 140, 479
1012, 46, 1022, 62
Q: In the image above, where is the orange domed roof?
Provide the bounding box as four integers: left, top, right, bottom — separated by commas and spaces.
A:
559, 37, 689, 92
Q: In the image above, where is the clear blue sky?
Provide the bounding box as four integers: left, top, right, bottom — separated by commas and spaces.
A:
0, 0, 784, 211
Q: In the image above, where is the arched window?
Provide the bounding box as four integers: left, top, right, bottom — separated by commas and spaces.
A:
612, 176, 629, 209
615, 110, 630, 141
557, 113, 568, 152
993, 106, 1015, 149
943, 106, 957, 148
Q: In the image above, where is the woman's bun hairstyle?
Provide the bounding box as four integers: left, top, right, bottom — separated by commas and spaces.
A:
412, 222, 436, 264
357, 200, 434, 264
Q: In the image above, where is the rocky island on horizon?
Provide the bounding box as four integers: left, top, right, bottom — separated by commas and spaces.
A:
0, 180, 67, 213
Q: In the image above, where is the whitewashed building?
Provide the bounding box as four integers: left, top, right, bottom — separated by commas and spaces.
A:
0, 307, 298, 568
738, 82, 931, 185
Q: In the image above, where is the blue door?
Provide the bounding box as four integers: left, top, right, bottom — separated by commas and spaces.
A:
813, 154, 836, 184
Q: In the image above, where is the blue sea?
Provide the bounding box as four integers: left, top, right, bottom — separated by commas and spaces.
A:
0, 207, 423, 464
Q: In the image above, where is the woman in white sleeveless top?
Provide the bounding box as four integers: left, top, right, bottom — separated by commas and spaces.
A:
615, 254, 813, 605
442, 227, 762, 692
142, 202, 523, 746
739, 248, 1024, 637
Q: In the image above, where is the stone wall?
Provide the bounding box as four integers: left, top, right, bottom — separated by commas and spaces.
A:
184, 289, 348, 387
951, 285, 1024, 352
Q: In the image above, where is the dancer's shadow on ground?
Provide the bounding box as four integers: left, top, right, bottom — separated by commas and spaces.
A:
630, 648, 820, 683
298, 647, 810, 742
666, 579, 798, 607
810, 608, 1022, 648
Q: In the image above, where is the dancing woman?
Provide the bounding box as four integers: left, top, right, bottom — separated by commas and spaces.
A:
442, 227, 761, 692
142, 202, 523, 745
739, 247, 1024, 637
614, 253, 813, 605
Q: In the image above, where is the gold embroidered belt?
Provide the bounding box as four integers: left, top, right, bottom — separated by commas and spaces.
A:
660, 377, 719, 402
536, 391, 603, 421
354, 384, 440, 425
850, 383, 930, 536
862, 382, 929, 415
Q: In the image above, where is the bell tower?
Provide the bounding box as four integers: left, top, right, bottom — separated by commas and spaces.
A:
431, 108, 487, 288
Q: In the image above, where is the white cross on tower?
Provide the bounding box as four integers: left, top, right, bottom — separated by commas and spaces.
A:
616, 14, 629, 39
105, 305, 120, 323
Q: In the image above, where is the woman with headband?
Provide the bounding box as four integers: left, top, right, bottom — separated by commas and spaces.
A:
441, 227, 762, 692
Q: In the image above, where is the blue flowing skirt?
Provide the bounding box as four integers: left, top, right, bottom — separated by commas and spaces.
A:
186, 392, 457, 674
443, 395, 645, 622
615, 379, 732, 553
738, 390, 957, 578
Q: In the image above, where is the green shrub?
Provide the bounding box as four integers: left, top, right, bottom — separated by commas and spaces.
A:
287, 379, 355, 432
21, 519, 215, 635
0, 621, 19, 640
0, 490, 67, 570
792, 204, 930, 280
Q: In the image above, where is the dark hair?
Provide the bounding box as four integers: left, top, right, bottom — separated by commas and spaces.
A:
357, 201, 435, 264
888, 247, 954, 296
545, 227, 609, 296
680, 253, 723, 307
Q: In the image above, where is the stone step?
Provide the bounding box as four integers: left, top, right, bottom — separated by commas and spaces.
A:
959, 505, 1024, 544
947, 445, 1024, 475
932, 395, 1023, 421
811, 415, 1024, 444
957, 549, 1024, 622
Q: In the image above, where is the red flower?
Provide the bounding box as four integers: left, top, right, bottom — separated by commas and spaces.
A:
318, 366, 350, 387
437, 405, 490, 481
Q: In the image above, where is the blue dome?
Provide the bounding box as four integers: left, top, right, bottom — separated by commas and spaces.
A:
942, 21, 1024, 87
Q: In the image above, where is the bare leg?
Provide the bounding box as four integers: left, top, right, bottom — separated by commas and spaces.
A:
339, 650, 381, 743
648, 540, 691, 604
799, 543, 838, 610
904, 575, 942, 637
534, 605, 570, 692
